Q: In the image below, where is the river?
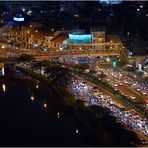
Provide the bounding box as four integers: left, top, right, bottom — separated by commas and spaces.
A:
0, 65, 101, 146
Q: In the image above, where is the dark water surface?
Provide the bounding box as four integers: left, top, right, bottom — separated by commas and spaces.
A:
0, 69, 101, 146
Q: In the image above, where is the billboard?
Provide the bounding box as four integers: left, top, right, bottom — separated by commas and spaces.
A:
69, 34, 92, 44
13, 17, 24, 22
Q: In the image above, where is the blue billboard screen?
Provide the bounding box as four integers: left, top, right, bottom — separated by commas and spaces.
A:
13, 17, 24, 22
69, 34, 92, 44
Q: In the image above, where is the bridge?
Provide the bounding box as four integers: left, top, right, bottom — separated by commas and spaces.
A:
0, 48, 127, 61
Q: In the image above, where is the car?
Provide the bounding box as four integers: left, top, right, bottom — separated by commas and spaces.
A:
114, 84, 118, 87
131, 96, 136, 99
137, 88, 141, 91
106, 79, 110, 82
142, 140, 148, 144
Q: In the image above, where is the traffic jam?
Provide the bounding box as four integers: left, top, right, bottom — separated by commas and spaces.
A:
67, 78, 148, 140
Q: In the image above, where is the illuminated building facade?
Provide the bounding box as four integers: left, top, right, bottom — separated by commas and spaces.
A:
66, 29, 127, 59
69, 34, 92, 44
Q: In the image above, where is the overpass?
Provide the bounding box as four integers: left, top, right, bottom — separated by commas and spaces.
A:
0, 49, 127, 61
35, 50, 127, 59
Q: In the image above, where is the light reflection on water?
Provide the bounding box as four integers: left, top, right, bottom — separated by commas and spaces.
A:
36, 85, 39, 89
43, 103, 47, 108
2, 84, 6, 92
31, 95, 35, 101
0, 72, 100, 146
57, 112, 60, 119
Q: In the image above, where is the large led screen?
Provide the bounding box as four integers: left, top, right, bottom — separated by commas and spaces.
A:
69, 34, 92, 44
13, 17, 24, 22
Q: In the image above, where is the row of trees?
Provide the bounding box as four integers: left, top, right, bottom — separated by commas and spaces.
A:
33, 61, 71, 87
17, 54, 71, 87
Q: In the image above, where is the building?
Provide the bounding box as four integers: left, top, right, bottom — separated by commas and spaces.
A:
65, 28, 127, 60
50, 32, 69, 49
2, 25, 127, 61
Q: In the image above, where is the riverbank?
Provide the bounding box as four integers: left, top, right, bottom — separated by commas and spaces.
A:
0, 70, 102, 147
16, 66, 75, 106
16, 65, 142, 146
16, 65, 108, 146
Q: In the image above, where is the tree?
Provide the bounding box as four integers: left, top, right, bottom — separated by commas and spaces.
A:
74, 63, 89, 73
17, 54, 34, 62
46, 65, 71, 87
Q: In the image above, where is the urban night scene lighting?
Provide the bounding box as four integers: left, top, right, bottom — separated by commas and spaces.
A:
0, 0, 148, 147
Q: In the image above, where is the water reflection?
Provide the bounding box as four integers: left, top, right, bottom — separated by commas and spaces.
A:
31, 95, 35, 101
43, 103, 47, 108
76, 129, 79, 134
2, 84, 6, 92
1, 67, 5, 76
36, 85, 39, 89
0, 70, 101, 147
57, 112, 60, 119
0, 63, 5, 76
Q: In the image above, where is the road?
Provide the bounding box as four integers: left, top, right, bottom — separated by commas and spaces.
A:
71, 72, 131, 110
99, 68, 147, 112
69, 73, 148, 142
